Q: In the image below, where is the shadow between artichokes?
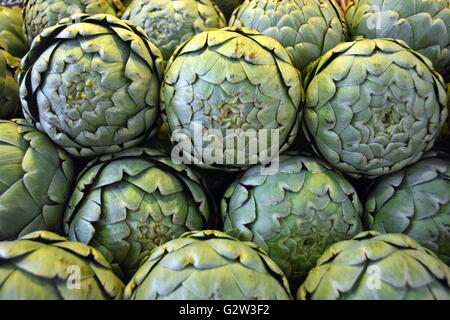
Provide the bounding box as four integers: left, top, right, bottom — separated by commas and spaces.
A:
124, 230, 293, 300
221, 155, 364, 285
63, 148, 212, 281
0, 230, 124, 300
19, 14, 164, 158
297, 231, 450, 300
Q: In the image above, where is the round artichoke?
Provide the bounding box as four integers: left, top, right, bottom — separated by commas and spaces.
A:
0, 119, 75, 240
297, 231, 450, 300
213, 0, 243, 18
229, 0, 348, 74
122, 0, 226, 61
365, 154, 450, 265
19, 14, 164, 158
221, 155, 364, 282
345, 0, 450, 76
64, 148, 211, 280
0, 6, 28, 58
161, 27, 304, 170
0, 41, 21, 119
303, 38, 448, 179
22, 0, 124, 44
124, 230, 293, 300
0, 231, 124, 300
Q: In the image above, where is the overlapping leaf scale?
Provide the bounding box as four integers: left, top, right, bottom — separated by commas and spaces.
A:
64, 148, 210, 280
304, 38, 447, 178
124, 230, 292, 300
230, 0, 347, 73
0, 119, 75, 241
345, 0, 450, 75
298, 231, 450, 300
221, 155, 363, 282
365, 155, 450, 264
161, 27, 302, 169
19, 14, 163, 158
122, 0, 226, 60
23, 0, 120, 44
0, 231, 124, 300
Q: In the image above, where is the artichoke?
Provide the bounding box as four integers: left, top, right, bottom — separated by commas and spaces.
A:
19, 14, 164, 158
122, 0, 226, 61
0, 6, 28, 58
345, 0, 450, 76
365, 154, 450, 265
161, 27, 303, 170
0, 119, 75, 240
0, 231, 124, 300
64, 148, 211, 280
0, 41, 21, 119
221, 155, 364, 282
297, 231, 450, 300
124, 230, 293, 300
303, 38, 448, 179
229, 0, 348, 74
213, 0, 243, 18
22, 0, 125, 44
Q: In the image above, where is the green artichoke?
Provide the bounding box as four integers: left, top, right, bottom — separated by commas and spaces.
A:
19, 14, 164, 158
124, 230, 293, 300
0, 231, 124, 300
221, 155, 363, 282
22, 0, 124, 44
64, 148, 211, 280
161, 27, 304, 170
297, 231, 450, 300
213, 0, 243, 18
0, 41, 21, 119
303, 38, 448, 179
345, 0, 450, 76
365, 154, 450, 265
122, 0, 226, 61
0, 119, 75, 240
0, 6, 28, 58
229, 0, 348, 74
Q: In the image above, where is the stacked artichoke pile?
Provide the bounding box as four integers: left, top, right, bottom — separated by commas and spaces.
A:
0, 0, 448, 300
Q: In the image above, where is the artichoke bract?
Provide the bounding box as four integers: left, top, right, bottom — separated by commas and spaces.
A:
303, 38, 448, 179
0, 119, 75, 240
19, 14, 164, 158
23, 0, 124, 44
365, 154, 450, 265
221, 155, 364, 282
213, 0, 243, 18
345, 0, 450, 76
0, 6, 28, 58
161, 27, 303, 170
122, 0, 226, 61
0, 42, 21, 119
64, 148, 211, 280
297, 231, 450, 300
124, 230, 293, 300
0, 231, 124, 300
229, 0, 348, 74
